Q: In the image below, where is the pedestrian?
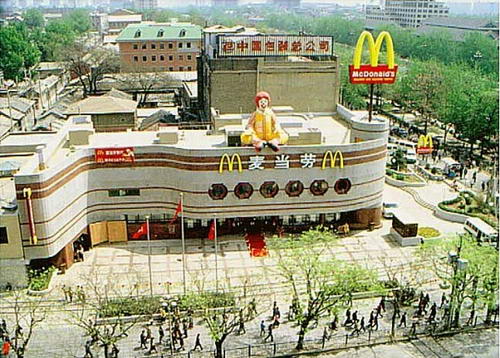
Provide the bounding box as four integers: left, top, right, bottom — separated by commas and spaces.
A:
145, 325, 152, 340
344, 308, 352, 327
481, 181, 486, 192
249, 299, 257, 317
272, 315, 280, 329
466, 310, 475, 326
1, 319, 6, 334
264, 324, 274, 342
322, 327, 329, 343
350, 320, 360, 337
178, 335, 185, 351
139, 330, 147, 349
352, 310, 358, 323
394, 301, 401, 319
238, 319, 246, 335
62, 284, 68, 302
275, 307, 281, 320
375, 304, 383, 318
148, 337, 158, 354
83, 339, 93, 358
158, 325, 164, 344
473, 171, 477, 184
360, 316, 366, 332
193, 333, 203, 351
440, 293, 447, 309
329, 315, 338, 331
399, 312, 407, 328
464, 168, 468, 178
260, 320, 266, 336
369, 311, 375, 328
409, 321, 418, 336
379, 296, 386, 312
67, 286, 73, 303
183, 319, 188, 338
372, 315, 379, 331
111, 344, 119, 358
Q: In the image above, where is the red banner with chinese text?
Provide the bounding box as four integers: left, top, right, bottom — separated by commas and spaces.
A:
95, 147, 135, 163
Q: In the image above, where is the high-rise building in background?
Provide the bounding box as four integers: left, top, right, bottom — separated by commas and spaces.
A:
133, 0, 158, 10
366, 0, 449, 28
268, 0, 301, 8
212, 0, 239, 7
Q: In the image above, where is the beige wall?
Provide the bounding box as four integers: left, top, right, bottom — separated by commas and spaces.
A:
92, 112, 136, 132
90, 222, 108, 246
107, 221, 128, 242
0, 214, 24, 259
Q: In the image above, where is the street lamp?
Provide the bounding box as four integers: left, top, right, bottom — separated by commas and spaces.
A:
146, 215, 153, 297
447, 248, 469, 329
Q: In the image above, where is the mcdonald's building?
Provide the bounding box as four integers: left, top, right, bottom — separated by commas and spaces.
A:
0, 100, 389, 285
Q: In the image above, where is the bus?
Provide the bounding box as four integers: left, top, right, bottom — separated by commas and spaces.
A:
463, 217, 498, 247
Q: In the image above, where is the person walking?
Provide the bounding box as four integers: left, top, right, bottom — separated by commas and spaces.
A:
329, 315, 338, 331
183, 319, 189, 338
369, 310, 375, 328
440, 293, 447, 309
322, 327, 329, 344
350, 320, 360, 337
372, 314, 379, 331
264, 324, 274, 342
379, 296, 386, 312
158, 325, 164, 344
352, 310, 358, 323
359, 316, 366, 332
139, 330, 147, 350
344, 308, 352, 327
111, 344, 119, 358
260, 320, 266, 336
83, 339, 93, 358
238, 319, 246, 335
428, 303, 437, 323
67, 286, 73, 303
193, 333, 203, 351
148, 337, 158, 354
399, 312, 407, 328
375, 304, 383, 318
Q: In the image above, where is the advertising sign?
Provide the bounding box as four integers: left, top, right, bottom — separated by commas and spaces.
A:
349, 31, 398, 84
217, 35, 333, 57
95, 147, 135, 163
417, 134, 434, 154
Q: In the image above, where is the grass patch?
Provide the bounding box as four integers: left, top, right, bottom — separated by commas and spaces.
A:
418, 227, 441, 238
28, 266, 57, 291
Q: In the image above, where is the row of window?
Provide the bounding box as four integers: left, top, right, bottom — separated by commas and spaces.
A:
132, 42, 193, 50
109, 189, 140, 197
133, 54, 193, 62
209, 179, 352, 200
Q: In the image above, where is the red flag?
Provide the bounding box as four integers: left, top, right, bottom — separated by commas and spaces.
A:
208, 219, 216, 240
169, 200, 182, 223
132, 223, 148, 239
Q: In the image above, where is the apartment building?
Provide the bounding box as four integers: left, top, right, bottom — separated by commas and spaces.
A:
366, 0, 449, 28
116, 23, 202, 73
134, 0, 158, 10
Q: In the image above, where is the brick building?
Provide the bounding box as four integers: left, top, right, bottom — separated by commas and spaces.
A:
116, 23, 202, 73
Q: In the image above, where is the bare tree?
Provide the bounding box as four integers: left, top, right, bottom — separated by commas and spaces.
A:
61, 43, 120, 96
116, 70, 176, 107
1, 290, 48, 358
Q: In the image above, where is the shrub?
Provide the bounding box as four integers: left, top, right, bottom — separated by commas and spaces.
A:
178, 291, 235, 311
98, 296, 162, 318
431, 167, 437, 174
28, 266, 56, 291
396, 174, 405, 181
418, 227, 441, 238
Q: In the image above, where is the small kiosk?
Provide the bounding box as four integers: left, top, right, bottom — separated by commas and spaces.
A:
390, 210, 422, 247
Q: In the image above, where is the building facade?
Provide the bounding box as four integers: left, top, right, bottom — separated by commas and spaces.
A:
134, 0, 158, 10
117, 23, 202, 73
366, 0, 449, 28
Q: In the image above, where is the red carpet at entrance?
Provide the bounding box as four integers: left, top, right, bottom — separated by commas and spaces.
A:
245, 233, 268, 257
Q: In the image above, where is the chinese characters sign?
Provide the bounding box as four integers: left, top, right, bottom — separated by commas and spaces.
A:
95, 147, 135, 163
218, 35, 334, 57
219, 151, 343, 173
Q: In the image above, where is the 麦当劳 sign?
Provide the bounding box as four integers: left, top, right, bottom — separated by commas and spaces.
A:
95, 147, 135, 163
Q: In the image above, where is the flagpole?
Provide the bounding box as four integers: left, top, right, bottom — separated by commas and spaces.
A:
180, 193, 187, 295
146, 215, 153, 297
214, 215, 218, 293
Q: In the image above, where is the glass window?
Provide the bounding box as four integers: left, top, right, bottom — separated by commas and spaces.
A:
178, 42, 183, 48
334, 178, 352, 195
142, 56, 147, 62
285, 181, 304, 197
168, 43, 173, 49
133, 56, 138, 62
209, 184, 228, 200
310, 180, 329, 196
187, 55, 192, 60
152, 55, 156, 61
179, 67, 184, 71
187, 42, 191, 48
160, 55, 164, 61
168, 55, 173, 61
179, 55, 183, 60
151, 43, 156, 49
168, 67, 174, 71
160, 43, 165, 49
187, 66, 192, 71
142, 44, 147, 49
0, 227, 7, 244
260, 181, 279, 198
108, 189, 140, 197
133, 44, 138, 50
234, 183, 253, 199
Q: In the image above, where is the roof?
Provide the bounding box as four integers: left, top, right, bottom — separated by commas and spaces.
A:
108, 14, 142, 23
203, 24, 260, 35
110, 9, 137, 16
34, 75, 59, 94
421, 16, 499, 30
36, 62, 65, 71
107, 88, 132, 100
0, 97, 34, 113
116, 23, 202, 42
65, 95, 137, 115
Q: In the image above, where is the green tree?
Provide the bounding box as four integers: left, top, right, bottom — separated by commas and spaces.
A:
23, 9, 44, 29
268, 228, 381, 350
419, 234, 498, 328
460, 32, 499, 76
36, 20, 76, 61
0, 24, 40, 80
64, 9, 91, 34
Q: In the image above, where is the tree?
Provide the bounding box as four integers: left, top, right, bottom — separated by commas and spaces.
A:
64, 9, 91, 34
418, 233, 498, 328
0, 24, 40, 80
1, 291, 48, 358
268, 228, 381, 350
116, 70, 168, 107
23, 9, 44, 29
61, 44, 120, 96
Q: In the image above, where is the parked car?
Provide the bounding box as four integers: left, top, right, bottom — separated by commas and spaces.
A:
406, 148, 417, 164
383, 202, 399, 219
390, 127, 408, 137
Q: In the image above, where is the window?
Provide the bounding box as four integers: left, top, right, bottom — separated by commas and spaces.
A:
133, 44, 138, 50
0, 227, 7, 244
169, 67, 174, 71
187, 66, 192, 71
108, 189, 141, 197
285, 181, 303, 197
187, 42, 191, 48
187, 55, 192, 60
133, 56, 138, 62
310, 180, 329, 196
142, 44, 147, 49
234, 183, 253, 199
334, 178, 352, 195
178, 42, 183, 48
151, 43, 156, 49
152, 55, 157, 61
160, 55, 165, 61
260, 181, 279, 198
208, 184, 228, 200
134, 30, 141, 38
179, 66, 184, 71
179, 55, 183, 60
168, 43, 173, 49
160, 43, 165, 49
142, 56, 147, 62
157, 30, 164, 37
168, 55, 173, 61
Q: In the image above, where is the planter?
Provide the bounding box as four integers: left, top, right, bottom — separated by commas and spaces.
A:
416, 165, 444, 181
434, 206, 468, 223
27, 269, 58, 296
385, 169, 426, 187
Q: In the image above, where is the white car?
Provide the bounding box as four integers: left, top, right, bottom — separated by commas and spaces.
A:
383, 202, 399, 219
406, 149, 417, 164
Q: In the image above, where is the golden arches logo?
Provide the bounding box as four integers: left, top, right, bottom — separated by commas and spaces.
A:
321, 151, 344, 169
352, 31, 395, 70
418, 134, 433, 149
219, 153, 243, 173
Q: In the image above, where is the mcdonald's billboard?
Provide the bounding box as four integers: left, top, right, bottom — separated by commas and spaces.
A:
349, 31, 398, 85
219, 153, 243, 173
417, 134, 433, 154
321, 150, 344, 170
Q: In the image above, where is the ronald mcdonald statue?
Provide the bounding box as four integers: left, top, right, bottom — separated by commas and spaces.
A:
241, 91, 288, 152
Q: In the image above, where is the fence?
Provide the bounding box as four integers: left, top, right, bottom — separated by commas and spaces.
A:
144, 315, 498, 358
